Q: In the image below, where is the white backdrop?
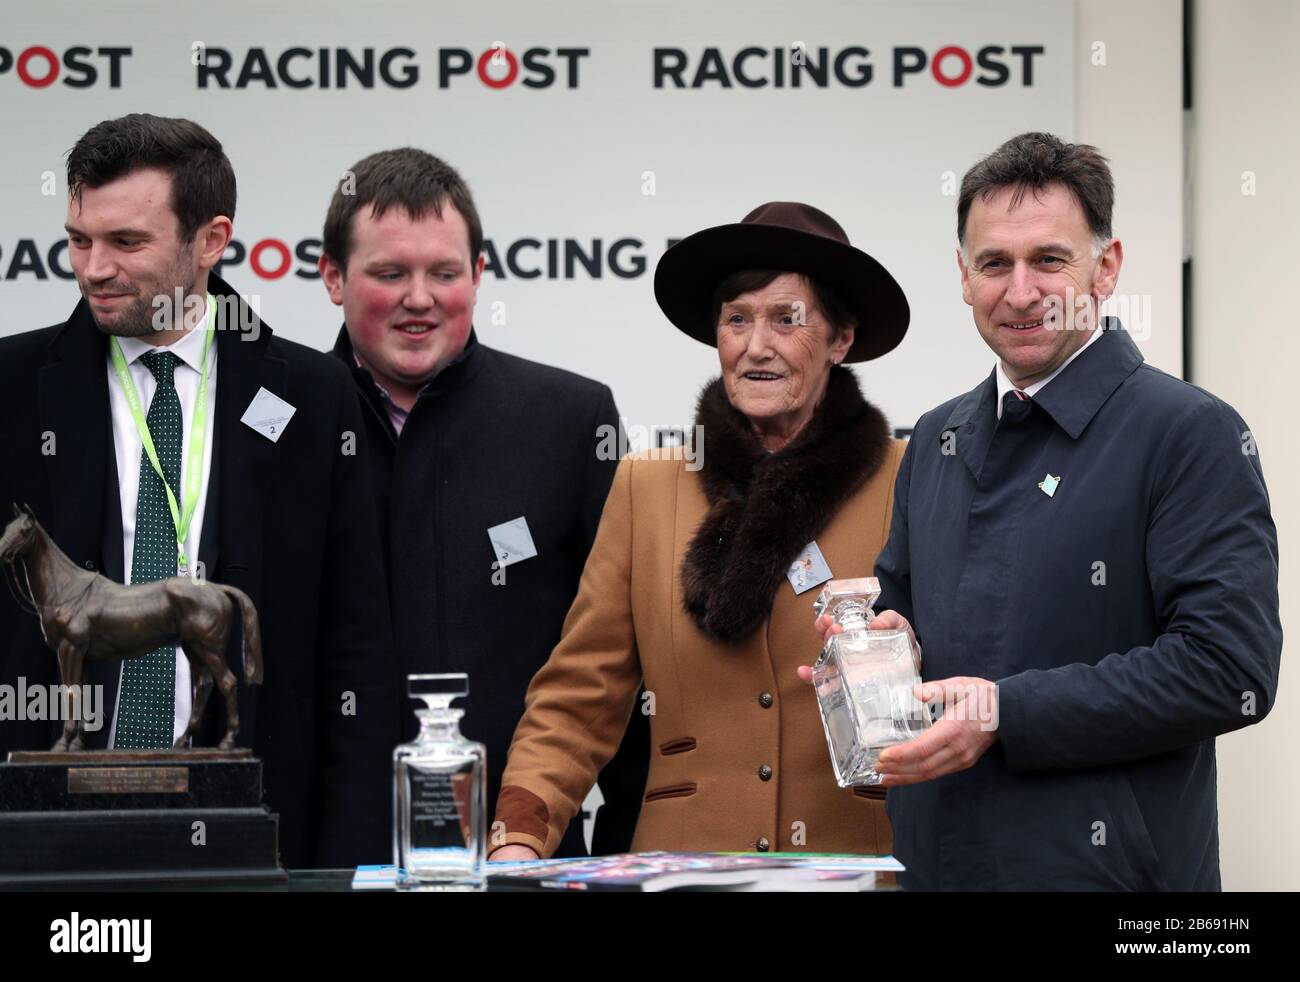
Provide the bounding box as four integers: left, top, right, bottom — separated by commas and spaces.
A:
0, 0, 1079, 436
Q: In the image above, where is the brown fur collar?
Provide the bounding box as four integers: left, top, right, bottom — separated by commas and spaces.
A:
682, 366, 891, 644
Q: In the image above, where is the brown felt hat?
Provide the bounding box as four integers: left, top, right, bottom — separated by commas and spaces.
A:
654, 201, 909, 362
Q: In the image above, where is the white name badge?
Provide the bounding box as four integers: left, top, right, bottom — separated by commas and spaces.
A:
787, 540, 833, 595
240, 387, 297, 443
488, 516, 539, 569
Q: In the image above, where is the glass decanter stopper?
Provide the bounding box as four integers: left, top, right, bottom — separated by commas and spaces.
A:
393, 673, 486, 891
812, 577, 931, 787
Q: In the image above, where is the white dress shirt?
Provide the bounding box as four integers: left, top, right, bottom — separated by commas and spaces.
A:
995, 324, 1104, 418
105, 310, 218, 746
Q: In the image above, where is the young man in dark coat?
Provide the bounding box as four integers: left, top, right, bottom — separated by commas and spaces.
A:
0, 114, 397, 870
813, 132, 1282, 890
319, 148, 647, 856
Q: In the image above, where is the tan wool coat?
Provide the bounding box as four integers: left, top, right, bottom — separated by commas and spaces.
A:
494, 435, 907, 858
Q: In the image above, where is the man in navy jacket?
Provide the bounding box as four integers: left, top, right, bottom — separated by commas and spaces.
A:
819, 132, 1282, 890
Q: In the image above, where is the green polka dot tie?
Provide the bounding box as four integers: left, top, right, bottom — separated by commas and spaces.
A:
117, 350, 182, 749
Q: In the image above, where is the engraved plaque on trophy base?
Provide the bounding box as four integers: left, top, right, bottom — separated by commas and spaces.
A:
0, 749, 286, 889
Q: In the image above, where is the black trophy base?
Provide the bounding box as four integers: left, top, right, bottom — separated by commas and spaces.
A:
0, 750, 285, 889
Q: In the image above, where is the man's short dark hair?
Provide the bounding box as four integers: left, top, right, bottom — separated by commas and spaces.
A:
66, 113, 236, 244
322, 148, 483, 272
957, 132, 1114, 246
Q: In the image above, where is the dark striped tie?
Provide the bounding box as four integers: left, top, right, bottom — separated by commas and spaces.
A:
116, 350, 182, 749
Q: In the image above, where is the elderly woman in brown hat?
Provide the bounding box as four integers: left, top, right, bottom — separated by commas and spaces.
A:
490, 202, 910, 859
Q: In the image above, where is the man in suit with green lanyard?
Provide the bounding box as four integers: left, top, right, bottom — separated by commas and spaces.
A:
0, 114, 397, 868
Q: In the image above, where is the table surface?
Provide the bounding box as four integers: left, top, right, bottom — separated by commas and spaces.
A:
3, 866, 899, 892
299, 868, 902, 892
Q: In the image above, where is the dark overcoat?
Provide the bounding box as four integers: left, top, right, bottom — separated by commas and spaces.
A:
0, 274, 398, 869
877, 321, 1282, 890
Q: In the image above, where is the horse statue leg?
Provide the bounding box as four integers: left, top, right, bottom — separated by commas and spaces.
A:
182, 617, 240, 750
211, 583, 261, 750
175, 648, 214, 748
53, 639, 85, 752
214, 657, 240, 751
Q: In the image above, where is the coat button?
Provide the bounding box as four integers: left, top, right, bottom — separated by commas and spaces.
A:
758, 764, 773, 781
756, 837, 770, 852
83, 560, 95, 570
758, 692, 773, 708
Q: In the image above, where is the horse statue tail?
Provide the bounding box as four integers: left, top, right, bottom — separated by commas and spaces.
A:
216, 584, 263, 685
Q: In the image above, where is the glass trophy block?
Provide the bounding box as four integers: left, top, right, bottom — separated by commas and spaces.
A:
812, 578, 931, 787
393, 673, 486, 891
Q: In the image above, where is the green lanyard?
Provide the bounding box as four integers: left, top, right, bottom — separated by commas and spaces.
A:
109, 293, 215, 574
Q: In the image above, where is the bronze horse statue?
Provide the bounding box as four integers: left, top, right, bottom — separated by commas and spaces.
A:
0, 503, 262, 751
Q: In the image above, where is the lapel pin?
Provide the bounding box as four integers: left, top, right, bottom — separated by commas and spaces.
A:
1038, 474, 1060, 497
